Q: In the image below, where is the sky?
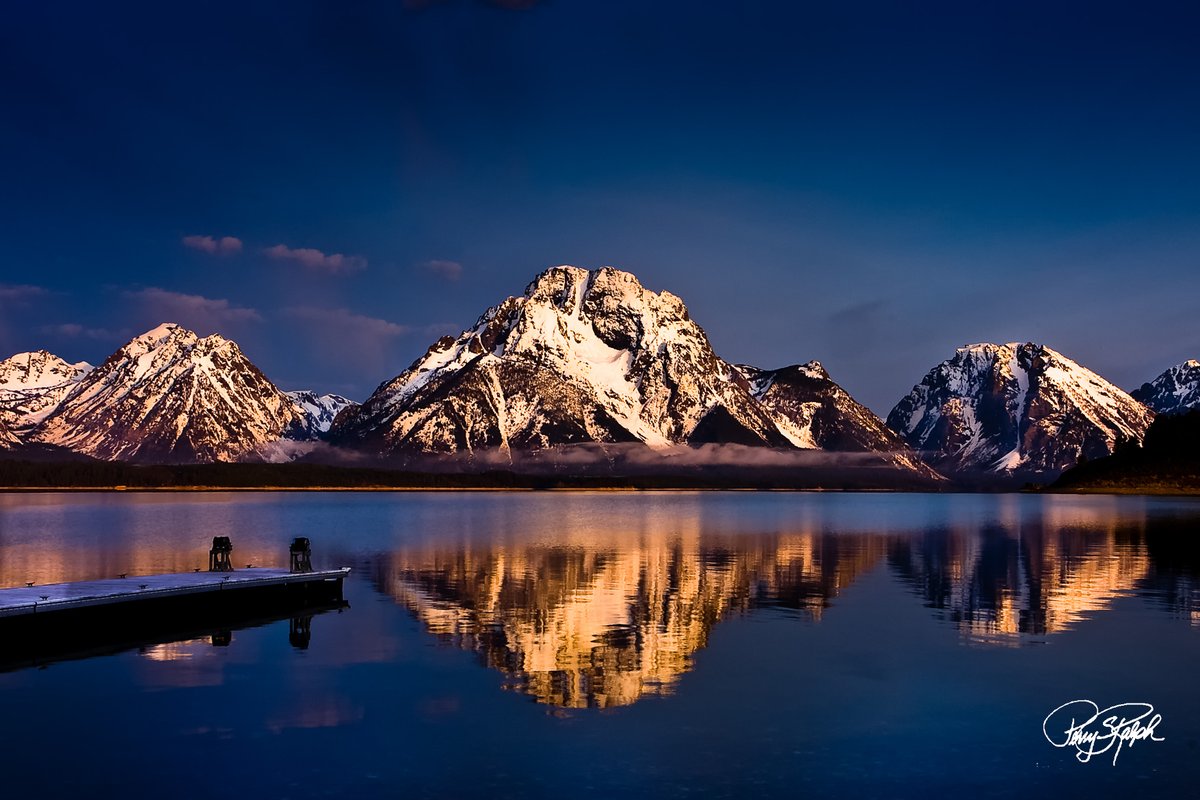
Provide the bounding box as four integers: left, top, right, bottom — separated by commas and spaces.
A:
2, 0, 1199, 412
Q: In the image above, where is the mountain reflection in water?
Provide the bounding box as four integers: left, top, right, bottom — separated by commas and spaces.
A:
379, 501, 1200, 707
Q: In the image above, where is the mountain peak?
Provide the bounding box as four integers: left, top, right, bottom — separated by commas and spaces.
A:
1132, 360, 1200, 415
34, 326, 302, 462
0, 350, 94, 438
0, 350, 92, 391
733, 361, 927, 466
137, 321, 190, 340
332, 265, 789, 453
120, 323, 198, 358
285, 390, 358, 437
889, 342, 1153, 475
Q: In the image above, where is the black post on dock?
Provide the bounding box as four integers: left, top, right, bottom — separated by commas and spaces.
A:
209, 536, 234, 572
290, 537, 313, 574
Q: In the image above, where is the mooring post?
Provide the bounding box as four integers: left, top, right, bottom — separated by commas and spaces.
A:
209, 536, 234, 572
289, 537, 313, 574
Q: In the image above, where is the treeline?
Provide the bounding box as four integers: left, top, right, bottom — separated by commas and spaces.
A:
1053, 410, 1200, 492
0, 459, 583, 489
0, 457, 906, 491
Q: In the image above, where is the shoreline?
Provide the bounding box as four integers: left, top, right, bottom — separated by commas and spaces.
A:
0, 484, 1196, 496
0, 485, 906, 493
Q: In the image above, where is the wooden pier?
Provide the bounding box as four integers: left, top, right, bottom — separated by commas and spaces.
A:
0, 567, 350, 620
0, 537, 351, 664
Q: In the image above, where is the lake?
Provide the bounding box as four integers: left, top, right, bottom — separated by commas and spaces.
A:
1, 491, 1198, 798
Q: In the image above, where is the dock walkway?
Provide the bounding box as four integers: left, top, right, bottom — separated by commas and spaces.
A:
0, 567, 351, 619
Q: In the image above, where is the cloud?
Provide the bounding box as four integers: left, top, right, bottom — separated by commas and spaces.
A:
282, 306, 408, 338
0, 284, 47, 302
421, 259, 464, 281
182, 235, 243, 255
39, 323, 128, 341
124, 287, 262, 330
265, 244, 367, 275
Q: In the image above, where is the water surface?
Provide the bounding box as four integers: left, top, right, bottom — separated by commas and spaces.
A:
1, 491, 1198, 798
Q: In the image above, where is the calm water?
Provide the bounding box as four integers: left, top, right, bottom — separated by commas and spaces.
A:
1, 491, 1198, 798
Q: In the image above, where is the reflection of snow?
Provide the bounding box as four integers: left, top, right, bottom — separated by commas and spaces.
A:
391, 528, 885, 708
139, 638, 209, 662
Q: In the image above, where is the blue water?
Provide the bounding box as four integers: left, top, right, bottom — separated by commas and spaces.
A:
1, 491, 1198, 798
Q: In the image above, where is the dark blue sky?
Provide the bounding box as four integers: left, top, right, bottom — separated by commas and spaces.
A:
3, 1, 1198, 411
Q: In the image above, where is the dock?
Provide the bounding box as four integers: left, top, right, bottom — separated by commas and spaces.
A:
0, 567, 351, 620
0, 536, 351, 665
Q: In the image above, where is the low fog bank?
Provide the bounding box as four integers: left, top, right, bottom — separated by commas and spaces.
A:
280, 441, 945, 490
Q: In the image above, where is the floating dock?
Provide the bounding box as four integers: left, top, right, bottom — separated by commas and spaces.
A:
0, 567, 350, 620
0, 537, 350, 664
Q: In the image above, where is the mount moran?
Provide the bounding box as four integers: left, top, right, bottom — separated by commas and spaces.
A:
1, 266, 1190, 481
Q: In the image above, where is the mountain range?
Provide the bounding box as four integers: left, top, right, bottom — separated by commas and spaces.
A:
1, 265, 1195, 484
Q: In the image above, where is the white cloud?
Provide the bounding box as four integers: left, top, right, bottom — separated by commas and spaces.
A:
266, 244, 367, 274
0, 283, 47, 302
421, 259, 464, 281
125, 287, 262, 330
39, 323, 128, 341
282, 306, 407, 337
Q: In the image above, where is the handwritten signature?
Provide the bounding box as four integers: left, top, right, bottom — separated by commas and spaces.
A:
1042, 700, 1164, 765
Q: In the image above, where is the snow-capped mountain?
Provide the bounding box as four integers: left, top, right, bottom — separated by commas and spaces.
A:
33, 323, 305, 462
737, 361, 935, 476
737, 361, 908, 450
887, 343, 1154, 476
285, 390, 357, 438
332, 266, 796, 453
1132, 360, 1200, 414
0, 350, 93, 439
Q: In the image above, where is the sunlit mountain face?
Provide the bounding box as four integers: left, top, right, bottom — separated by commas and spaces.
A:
371, 498, 1194, 708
